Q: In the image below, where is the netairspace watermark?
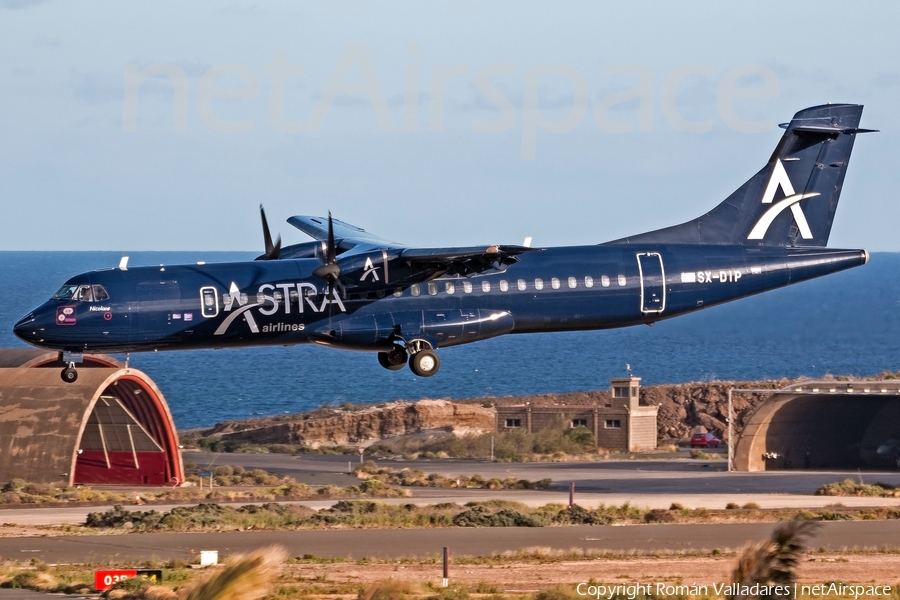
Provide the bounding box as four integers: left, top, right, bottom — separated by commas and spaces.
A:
576, 581, 895, 599
122, 43, 780, 160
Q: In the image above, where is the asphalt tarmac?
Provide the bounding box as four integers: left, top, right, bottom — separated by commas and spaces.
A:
3, 521, 900, 563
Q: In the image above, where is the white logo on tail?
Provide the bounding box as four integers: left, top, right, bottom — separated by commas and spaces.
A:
747, 159, 820, 240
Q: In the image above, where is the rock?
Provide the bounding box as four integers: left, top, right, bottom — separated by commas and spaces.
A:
192, 379, 791, 446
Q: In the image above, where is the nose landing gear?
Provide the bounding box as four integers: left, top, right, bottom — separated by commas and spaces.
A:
61, 364, 78, 383
58, 351, 81, 383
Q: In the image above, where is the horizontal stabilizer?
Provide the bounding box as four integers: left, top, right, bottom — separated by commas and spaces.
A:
288, 215, 401, 248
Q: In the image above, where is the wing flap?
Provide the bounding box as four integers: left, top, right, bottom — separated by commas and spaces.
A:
400, 245, 535, 276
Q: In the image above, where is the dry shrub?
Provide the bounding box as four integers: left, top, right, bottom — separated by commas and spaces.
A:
730, 519, 819, 594
181, 545, 286, 600
358, 579, 417, 600
106, 582, 176, 600
142, 586, 177, 600
7, 571, 58, 592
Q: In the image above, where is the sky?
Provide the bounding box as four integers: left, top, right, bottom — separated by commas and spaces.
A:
1, 1, 898, 252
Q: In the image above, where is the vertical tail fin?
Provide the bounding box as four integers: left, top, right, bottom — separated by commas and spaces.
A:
611, 104, 874, 247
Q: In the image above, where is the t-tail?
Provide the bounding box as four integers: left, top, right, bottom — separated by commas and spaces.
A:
611, 104, 876, 247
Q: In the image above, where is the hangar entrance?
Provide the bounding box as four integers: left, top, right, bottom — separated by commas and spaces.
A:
0, 350, 183, 487
75, 396, 168, 485
734, 382, 900, 471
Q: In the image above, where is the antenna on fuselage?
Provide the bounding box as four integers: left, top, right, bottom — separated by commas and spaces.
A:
118, 256, 129, 271
523, 237, 532, 248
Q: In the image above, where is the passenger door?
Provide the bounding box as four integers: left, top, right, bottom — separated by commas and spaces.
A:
637, 253, 666, 314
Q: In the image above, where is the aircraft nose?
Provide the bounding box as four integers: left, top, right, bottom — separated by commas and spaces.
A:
13, 312, 39, 343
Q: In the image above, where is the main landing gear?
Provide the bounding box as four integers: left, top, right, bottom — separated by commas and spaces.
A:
376, 340, 441, 377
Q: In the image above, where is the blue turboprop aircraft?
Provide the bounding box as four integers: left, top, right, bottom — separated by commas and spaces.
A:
15, 104, 875, 383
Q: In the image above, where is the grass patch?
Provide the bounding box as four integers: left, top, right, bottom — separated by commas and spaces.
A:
815, 479, 900, 498
75, 500, 900, 533
194, 437, 358, 455
368, 419, 598, 462
0, 466, 408, 507
355, 461, 552, 490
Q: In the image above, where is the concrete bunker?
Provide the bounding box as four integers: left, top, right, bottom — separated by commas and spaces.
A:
0, 349, 183, 486
734, 381, 900, 471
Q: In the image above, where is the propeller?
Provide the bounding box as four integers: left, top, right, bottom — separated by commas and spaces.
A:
312, 211, 344, 300
258, 204, 281, 260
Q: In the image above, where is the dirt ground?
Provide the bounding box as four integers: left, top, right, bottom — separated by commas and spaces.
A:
282, 554, 900, 592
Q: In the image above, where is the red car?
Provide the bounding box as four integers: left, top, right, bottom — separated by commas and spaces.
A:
690, 432, 720, 448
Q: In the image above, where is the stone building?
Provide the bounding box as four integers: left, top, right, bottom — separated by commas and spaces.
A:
495, 376, 658, 452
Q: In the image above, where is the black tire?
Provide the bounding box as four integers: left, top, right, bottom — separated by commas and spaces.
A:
61, 367, 78, 383
409, 350, 440, 377
377, 345, 407, 371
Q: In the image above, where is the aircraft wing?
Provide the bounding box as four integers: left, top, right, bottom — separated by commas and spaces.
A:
288, 215, 533, 276
399, 245, 534, 276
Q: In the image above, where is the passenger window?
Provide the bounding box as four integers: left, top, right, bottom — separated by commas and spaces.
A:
568, 277, 577, 289
584, 276, 593, 288
499, 280, 509, 292
445, 282, 455, 295
428, 283, 438, 296
517, 279, 527, 291
617, 275, 626, 287
534, 278, 544, 290
411, 284, 421, 297
463, 281, 473, 293
601, 276, 610, 288
481, 281, 491, 293
92, 285, 110, 301
551, 278, 560, 290
394, 288, 403, 297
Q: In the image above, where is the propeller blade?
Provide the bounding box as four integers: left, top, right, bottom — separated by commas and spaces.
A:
326, 211, 336, 264
259, 205, 281, 260
312, 211, 341, 282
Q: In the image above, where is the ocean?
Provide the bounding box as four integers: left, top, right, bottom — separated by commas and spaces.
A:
2, 251, 899, 429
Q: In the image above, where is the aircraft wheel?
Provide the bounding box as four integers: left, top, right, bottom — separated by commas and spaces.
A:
377, 345, 407, 371
61, 367, 78, 383
410, 350, 440, 377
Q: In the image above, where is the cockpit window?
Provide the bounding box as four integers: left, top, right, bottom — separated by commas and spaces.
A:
52, 285, 79, 300
75, 285, 94, 301
92, 285, 109, 301
53, 284, 109, 302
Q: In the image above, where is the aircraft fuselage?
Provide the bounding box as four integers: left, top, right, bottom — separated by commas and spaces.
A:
13, 244, 868, 356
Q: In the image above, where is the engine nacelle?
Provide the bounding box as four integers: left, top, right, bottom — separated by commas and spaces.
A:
313, 309, 514, 350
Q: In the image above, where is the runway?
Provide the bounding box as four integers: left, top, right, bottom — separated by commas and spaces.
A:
4, 521, 900, 563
